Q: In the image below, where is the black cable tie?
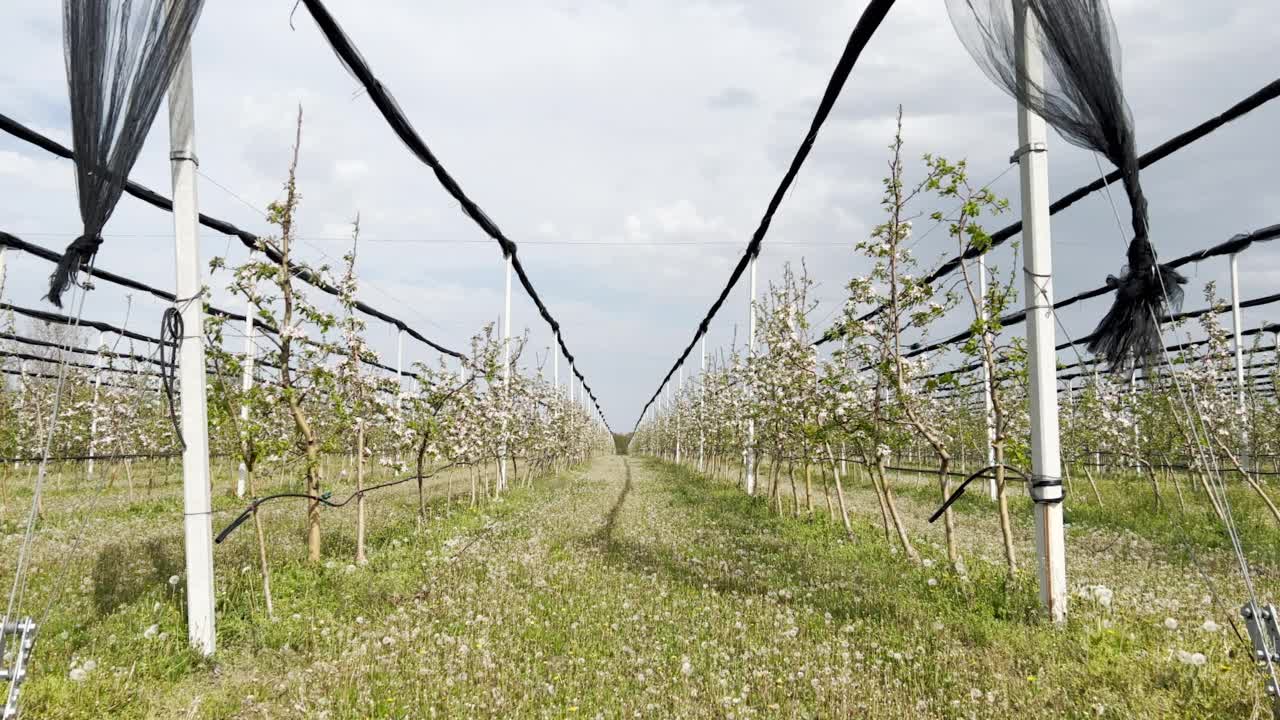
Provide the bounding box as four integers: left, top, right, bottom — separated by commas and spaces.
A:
1029, 475, 1066, 505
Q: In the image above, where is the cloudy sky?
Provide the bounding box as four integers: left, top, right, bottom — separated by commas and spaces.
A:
1, 0, 1278, 430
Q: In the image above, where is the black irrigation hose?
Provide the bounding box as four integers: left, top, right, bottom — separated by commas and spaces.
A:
296, 0, 610, 429
159, 308, 186, 450
215, 463, 460, 544
928, 464, 1031, 524
816, 78, 1280, 346
0, 451, 184, 463
632, 0, 898, 432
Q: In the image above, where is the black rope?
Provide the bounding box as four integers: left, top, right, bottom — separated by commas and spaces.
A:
1, 300, 163, 346
897, 223, 1280, 361
294, 0, 610, 429
917, 319, 1280, 384
897, 260, 1280, 364
631, 0, 898, 432
815, 78, 1280, 346
0, 130, 464, 361
159, 307, 185, 450
1, 329, 160, 367
1, 230, 250, 326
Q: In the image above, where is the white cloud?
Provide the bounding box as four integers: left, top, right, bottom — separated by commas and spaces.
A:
0, 0, 1276, 424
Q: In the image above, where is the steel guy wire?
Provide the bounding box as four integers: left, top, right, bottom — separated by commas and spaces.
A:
1092, 151, 1276, 685
3, 255, 96, 654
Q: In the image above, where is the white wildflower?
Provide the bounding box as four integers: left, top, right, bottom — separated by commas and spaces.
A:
1176, 650, 1206, 666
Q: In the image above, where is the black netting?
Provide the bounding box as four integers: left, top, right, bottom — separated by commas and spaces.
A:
50, 0, 206, 307
945, 0, 1185, 368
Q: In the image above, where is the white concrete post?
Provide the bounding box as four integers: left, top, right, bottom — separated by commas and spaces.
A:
675, 365, 683, 465
1016, 0, 1067, 622
167, 43, 216, 655
699, 335, 706, 472
236, 297, 255, 499
395, 328, 404, 413
499, 253, 512, 493
87, 332, 105, 481
553, 342, 559, 390
1229, 252, 1249, 465
745, 255, 757, 495
1230, 253, 1245, 392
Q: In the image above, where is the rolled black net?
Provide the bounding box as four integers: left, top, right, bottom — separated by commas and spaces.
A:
945, 0, 1186, 368
50, 0, 206, 307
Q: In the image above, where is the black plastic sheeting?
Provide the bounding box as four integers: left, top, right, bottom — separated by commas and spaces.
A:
630, 0, 898, 431
949, 0, 1184, 367
297, 0, 610, 430
51, 0, 206, 306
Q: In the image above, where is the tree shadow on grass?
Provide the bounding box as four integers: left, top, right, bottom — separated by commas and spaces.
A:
589, 458, 633, 547
578, 460, 925, 627
92, 536, 183, 616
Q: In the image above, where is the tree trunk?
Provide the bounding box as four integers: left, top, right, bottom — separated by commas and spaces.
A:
876, 457, 917, 562
304, 439, 322, 561
470, 465, 478, 507
821, 462, 835, 522
788, 460, 799, 519
938, 454, 959, 569
1143, 462, 1162, 511
822, 443, 853, 540
247, 462, 275, 618
769, 456, 782, 514
416, 436, 429, 525
994, 444, 1016, 576
355, 420, 367, 565
804, 461, 814, 520
1167, 463, 1186, 513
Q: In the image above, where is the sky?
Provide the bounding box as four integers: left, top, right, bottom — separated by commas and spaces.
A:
1, 0, 1278, 431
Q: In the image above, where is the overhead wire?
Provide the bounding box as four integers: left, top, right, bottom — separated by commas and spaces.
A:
814, 77, 1280, 346
632, 0, 899, 432
0, 119, 464, 361
294, 0, 611, 431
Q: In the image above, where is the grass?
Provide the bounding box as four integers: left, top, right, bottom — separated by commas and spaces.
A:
5, 455, 1275, 718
